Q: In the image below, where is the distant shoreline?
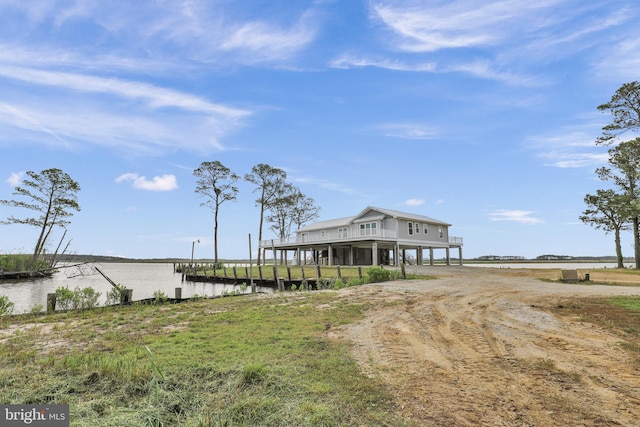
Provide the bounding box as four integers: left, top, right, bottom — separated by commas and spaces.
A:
46, 254, 633, 265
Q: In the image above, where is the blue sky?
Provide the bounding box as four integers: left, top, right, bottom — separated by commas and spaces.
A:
1, 0, 639, 260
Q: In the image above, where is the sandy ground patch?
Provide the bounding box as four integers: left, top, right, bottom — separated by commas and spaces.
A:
332, 266, 640, 426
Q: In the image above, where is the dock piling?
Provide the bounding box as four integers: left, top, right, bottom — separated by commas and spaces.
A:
47, 293, 56, 312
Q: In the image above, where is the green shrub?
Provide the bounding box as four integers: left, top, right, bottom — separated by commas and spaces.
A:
333, 278, 346, 290
366, 266, 391, 283
0, 295, 14, 316
346, 277, 365, 287
389, 269, 404, 280
55, 286, 75, 310
76, 287, 101, 310
152, 290, 168, 305
316, 278, 332, 290
0, 254, 48, 272
30, 304, 44, 316
54, 286, 101, 310
106, 284, 127, 306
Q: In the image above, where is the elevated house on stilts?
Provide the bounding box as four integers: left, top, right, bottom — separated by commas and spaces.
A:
259, 206, 463, 266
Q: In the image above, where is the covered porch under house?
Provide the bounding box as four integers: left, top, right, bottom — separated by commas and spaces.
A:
259, 237, 464, 267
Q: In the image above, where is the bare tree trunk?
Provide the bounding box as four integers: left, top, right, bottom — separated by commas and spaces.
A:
614, 227, 624, 268
49, 230, 68, 268
257, 204, 265, 265
214, 207, 219, 266
634, 216, 640, 269
32, 194, 55, 266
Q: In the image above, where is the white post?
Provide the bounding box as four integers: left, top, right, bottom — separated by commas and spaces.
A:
271, 239, 276, 265
372, 242, 378, 265
249, 234, 255, 293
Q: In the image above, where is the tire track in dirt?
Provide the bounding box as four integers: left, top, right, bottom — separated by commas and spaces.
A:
336, 267, 640, 426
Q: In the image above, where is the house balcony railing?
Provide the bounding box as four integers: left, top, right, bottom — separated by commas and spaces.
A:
260, 229, 397, 248
449, 236, 464, 245
259, 232, 463, 248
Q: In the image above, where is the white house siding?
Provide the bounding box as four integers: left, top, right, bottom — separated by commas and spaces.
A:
397, 219, 449, 245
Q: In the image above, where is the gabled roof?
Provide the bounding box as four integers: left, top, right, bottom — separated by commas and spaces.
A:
356, 206, 451, 226
297, 216, 354, 232
297, 206, 450, 233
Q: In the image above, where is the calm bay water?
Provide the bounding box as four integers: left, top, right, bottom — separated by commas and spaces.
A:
1, 261, 633, 314
0, 263, 267, 314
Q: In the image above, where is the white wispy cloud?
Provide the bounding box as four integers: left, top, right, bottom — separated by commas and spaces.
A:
526, 130, 599, 149
292, 176, 359, 195
330, 53, 540, 86
540, 152, 609, 168
0, 1, 320, 66
404, 198, 425, 206
0, 99, 234, 155
525, 126, 610, 168
330, 53, 436, 72
0, 43, 189, 77
360, 0, 634, 86
369, 0, 561, 52
0, 65, 251, 154
220, 10, 320, 63
593, 34, 640, 81
0, 1, 324, 155
444, 60, 546, 86
489, 209, 543, 224
376, 123, 439, 140
115, 173, 178, 192
0, 65, 248, 118
6, 172, 24, 187
528, 7, 629, 50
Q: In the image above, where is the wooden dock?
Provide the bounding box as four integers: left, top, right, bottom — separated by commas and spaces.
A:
178, 263, 370, 291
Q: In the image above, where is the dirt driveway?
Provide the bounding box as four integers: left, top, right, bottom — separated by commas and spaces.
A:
333, 266, 640, 426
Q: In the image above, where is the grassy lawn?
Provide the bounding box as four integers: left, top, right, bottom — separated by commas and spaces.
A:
585, 268, 640, 280
0, 292, 403, 426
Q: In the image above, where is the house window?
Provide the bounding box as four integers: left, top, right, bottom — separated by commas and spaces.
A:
438, 226, 443, 238
359, 222, 377, 236
338, 227, 348, 239
424, 224, 428, 234
415, 223, 420, 234
408, 222, 413, 235
321, 230, 325, 238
